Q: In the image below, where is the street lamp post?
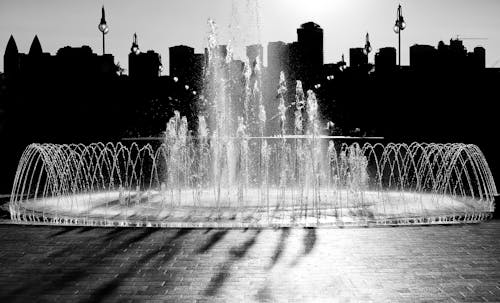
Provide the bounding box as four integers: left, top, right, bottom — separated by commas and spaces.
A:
98, 6, 109, 55
393, 4, 406, 67
364, 33, 372, 56
131, 33, 140, 55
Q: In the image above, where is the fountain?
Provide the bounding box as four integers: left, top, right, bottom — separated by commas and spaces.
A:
7, 2, 498, 227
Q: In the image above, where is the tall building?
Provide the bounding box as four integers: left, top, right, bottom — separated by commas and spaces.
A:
128, 34, 162, 79
169, 45, 194, 80
448, 38, 468, 68
288, 41, 304, 82
22, 36, 52, 77
191, 53, 205, 91
375, 47, 396, 73
3, 35, 20, 77
349, 48, 368, 69
4, 34, 116, 78
246, 44, 264, 70
437, 38, 485, 70
169, 45, 205, 91
297, 22, 323, 68
56, 45, 116, 76
290, 22, 324, 86
471, 46, 486, 69
267, 41, 289, 81
410, 44, 437, 70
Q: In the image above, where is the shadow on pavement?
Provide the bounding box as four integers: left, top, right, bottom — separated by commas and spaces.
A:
197, 230, 228, 253
204, 229, 261, 297
48, 226, 82, 238
267, 227, 290, 270
85, 228, 192, 303
0, 227, 162, 302
0, 226, 294, 301
290, 227, 317, 267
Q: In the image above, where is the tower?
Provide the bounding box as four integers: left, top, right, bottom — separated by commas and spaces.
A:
169, 45, 194, 80
295, 22, 323, 86
98, 6, 109, 55
25, 35, 49, 76
29, 35, 43, 56
3, 35, 20, 77
129, 33, 161, 79
297, 22, 323, 67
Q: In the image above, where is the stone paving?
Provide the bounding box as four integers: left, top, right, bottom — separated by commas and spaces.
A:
0, 220, 499, 302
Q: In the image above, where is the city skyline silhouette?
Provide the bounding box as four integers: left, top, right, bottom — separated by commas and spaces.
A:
1, 0, 500, 74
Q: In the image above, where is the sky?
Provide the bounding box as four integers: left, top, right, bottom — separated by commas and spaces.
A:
1, 0, 500, 74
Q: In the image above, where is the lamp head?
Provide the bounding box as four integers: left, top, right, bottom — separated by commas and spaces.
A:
400, 19, 406, 30
98, 23, 109, 34
99, 6, 108, 34
98, 23, 109, 35
363, 45, 372, 55
394, 23, 400, 33
131, 33, 139, 54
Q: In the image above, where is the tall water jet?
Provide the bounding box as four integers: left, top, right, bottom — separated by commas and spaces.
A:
305, 89, 322, 220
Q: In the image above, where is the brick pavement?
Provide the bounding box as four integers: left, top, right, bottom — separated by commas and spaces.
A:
0, 221, 499, 302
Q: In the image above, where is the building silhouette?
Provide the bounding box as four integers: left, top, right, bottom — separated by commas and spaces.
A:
25, 36, 57, 77
408, 39, 486, 72
267, 41, 289, 82
169, 45, 205, 92
56, 46, 116, 77
435, 38, 486, 71
246, 44, 264, 70
128, 33, 162, 79
266, 22, 325, 89
410, 44, 437, 70
293, 22, 324, 87
349, 47, 368, 69
470, 46, 486, 69
4, 35, 51, 77
169, 45, 193, 80
374, 47, 396, 73
297, 22, 323, 69
3, 35, 116, 79
4, 35, 20, 77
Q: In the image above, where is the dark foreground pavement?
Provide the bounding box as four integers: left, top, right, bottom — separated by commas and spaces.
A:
0, 221, 499, 302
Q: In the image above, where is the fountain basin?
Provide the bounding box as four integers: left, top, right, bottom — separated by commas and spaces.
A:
9, 141, 497, 227
10, 189, 493, 228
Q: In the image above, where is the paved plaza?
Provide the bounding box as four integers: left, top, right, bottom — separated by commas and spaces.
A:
0, 219, 499, 302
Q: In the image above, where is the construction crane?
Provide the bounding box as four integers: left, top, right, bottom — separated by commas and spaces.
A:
454, 35, 488, 41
